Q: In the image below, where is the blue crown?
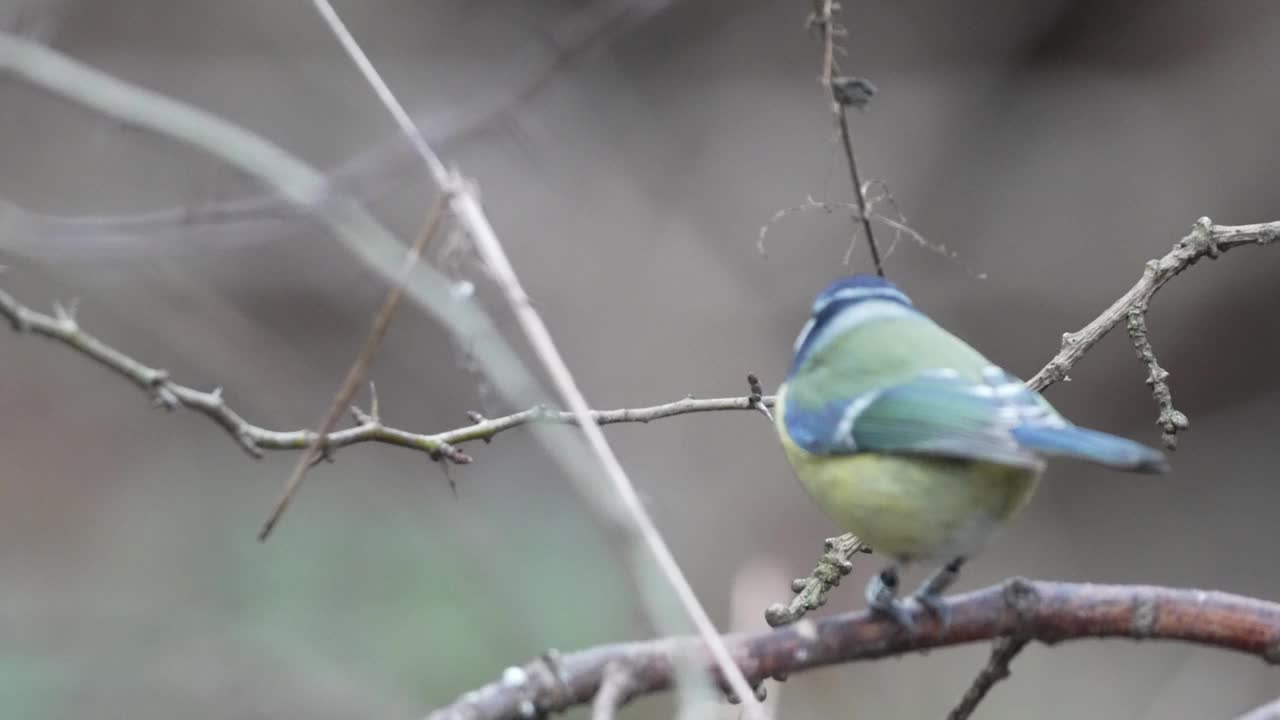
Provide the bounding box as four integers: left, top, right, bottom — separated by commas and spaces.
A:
787, 275, 916, 379
811, 274, 912, 315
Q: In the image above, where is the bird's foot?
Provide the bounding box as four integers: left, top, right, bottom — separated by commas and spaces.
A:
865, 566, 915, 631
912, 592, 951, 634
909, 557, 965, 635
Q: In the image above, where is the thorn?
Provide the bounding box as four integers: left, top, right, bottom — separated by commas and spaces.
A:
367, 381, 380, 420
52, 299, 79, 328
236, 431, 263, 458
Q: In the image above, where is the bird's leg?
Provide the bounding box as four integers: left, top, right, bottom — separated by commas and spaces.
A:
865, 564, 914, 629
911, 557, 965, 633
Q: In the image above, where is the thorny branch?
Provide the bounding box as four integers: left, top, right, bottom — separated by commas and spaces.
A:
0, 287, 775, 461
424, 579, 1280, 720
1126, 304, 1188, 450
259, 193, 450, 540
1027, 217, 1280, 429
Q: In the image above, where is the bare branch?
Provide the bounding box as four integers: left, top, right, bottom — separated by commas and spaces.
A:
425, 579, 1280, 720
808, 0, 884, 276
946, 635, 1031, 720
1027, 217, 1280, 393
834, 100, 883, 275
310, 3, 767, 715
259, 193, 450, 540
1126, 304, 1188, 450
0, 285, 777, 460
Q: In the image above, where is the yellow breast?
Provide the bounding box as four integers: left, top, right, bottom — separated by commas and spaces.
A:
774, 385, 1041, 561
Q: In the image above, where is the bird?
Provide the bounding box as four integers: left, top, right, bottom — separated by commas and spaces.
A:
774, 274, 1168, 629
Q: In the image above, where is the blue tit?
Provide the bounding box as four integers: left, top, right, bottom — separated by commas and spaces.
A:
775, 275, 1168, 629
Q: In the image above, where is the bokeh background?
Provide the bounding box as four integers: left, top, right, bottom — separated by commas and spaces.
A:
2, 1, 1279, 718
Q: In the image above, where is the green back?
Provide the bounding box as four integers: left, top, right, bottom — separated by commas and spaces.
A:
786, 314, 993, 410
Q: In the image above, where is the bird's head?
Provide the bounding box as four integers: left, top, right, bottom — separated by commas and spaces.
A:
810, 274, 913, 314
787, 274, 916, 378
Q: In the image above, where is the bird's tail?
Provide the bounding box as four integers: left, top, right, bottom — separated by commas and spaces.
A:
1012, 425, 1169, 473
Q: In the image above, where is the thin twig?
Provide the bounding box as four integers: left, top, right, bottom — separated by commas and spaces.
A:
810, 0, 884, 276
591, 662, 637, 720
764, 533, 869, 627
1027, 217, 1280, 394
835, 104, 883, 276
309, 3, 767, 716
0, 288, 777, 457
425, 578, 1280, 720
809, 0, 835, 88
1125, 304, 1188, 451
259, 194, 449, 540
757, 193, 989, 277
946, 635, 1032, 720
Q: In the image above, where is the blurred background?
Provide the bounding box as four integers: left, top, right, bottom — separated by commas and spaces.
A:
2, 0, 1279, 717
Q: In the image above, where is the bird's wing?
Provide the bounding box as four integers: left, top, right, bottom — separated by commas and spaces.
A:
785, 367, 1056, 469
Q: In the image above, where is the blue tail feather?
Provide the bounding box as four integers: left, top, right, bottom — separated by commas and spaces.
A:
1012, 425, 1169, 474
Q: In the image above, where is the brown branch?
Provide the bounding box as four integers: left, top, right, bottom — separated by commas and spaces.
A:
258, 193, 449, 540
1027, 217, 1280, 393
425, 579, 1280, 720
946, 635, 1031, 720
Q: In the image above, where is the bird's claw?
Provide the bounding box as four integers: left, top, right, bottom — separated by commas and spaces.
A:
869, 596, 916, 631
865, 566, 916, 631
913, 592, 952, 634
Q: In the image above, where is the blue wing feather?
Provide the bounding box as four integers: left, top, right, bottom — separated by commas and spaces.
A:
785, 371, 1047, 468
784, 367, 1166, 472
1011, 424, 1169, 473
